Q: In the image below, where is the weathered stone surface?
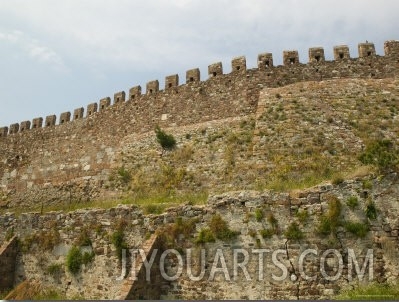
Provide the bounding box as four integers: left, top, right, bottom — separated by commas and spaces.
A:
1, 174, 397, 299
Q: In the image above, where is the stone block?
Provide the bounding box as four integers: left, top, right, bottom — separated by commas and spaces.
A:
208, 62, 223, 77
20, 120, 31, 132
309, 47, 325, 63
73, 107, 84, 120
114, 91, 125, 104
358, 42, 376, 58
99, 97, 111, 110
165, 74, 179, 90
59, 112, 71, 124
32, 117, 43, 128
186, 68, 200, 83
87, 102, 98, 116
129, 86, 142, 100
45, 115, 56, 127
231, 56, 246, 72
283, 50, 299, 65
384, 40, 399, 56
9, 123, 19, 134
333, 45, 350, 60
258, 53, 273, 69
146, 80, 159, 95
0, 127, 8, 137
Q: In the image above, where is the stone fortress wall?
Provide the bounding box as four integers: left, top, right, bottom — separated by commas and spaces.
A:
0, 40, 399, 207
2, 40, 399, 136
0, 173, 399, 299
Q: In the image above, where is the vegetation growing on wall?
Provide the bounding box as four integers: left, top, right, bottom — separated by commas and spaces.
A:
66, 246, 82, 274
359, 139, 399, 171
155, 125, 176, 151
111, 220, 129, 261
338, 282, 399, 300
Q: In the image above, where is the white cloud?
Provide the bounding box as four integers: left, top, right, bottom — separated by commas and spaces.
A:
0, 29, 68, 72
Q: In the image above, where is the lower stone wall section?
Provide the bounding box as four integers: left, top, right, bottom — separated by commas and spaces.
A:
118, 234, 166, 300
0, 173, 398, 299
0, 236, 18, 291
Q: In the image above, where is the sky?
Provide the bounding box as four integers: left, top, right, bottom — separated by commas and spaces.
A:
1, 0, 399, 127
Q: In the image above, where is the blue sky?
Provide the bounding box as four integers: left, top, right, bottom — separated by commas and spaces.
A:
1, 0, 399, 127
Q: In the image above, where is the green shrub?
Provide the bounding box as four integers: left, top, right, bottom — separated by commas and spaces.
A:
117, 167, 132, 184
337, 282, 399, 300
344, 221, 369, 238
208, 214, 239, 241
332, 175, 344, 185
195, 228, 215, 244
144, 204, 165, 214
296, 209, 309, 224
318, 216, 333, 235
155, 126, 176, 150
82, 251, 95, 265
254, 209, 264, 222
365, 201, 378, 220
363, 180, 373, 189
76, 228, 92, 247
317, 196, 342, 235
260, 228, 274, 239
248, 229, 257, 238
159, 217, 197, 248
66, 246, 82, 274
328, 196, 342, 221
32, 288, 66, 300
285, 222, 304, 240
359, 139, 399, 171
111, 229, 128, 261
267, 213, 278, 231
35, 226, 61, 251
46, 263, 63, 276
346, 196, 359, 210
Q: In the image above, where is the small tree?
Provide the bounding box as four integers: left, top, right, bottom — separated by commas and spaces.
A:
155, 126, 176, 151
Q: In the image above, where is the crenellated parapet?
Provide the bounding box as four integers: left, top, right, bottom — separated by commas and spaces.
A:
1, 39, 399, 137
165, 74, 179, 90
9, 123, 19, 134
59, 112, 71, 124
32, 117, 43, 128
73, 107, 84, 120
231, 56, 246, 73
208, 62, 223, 77
129, 86, 142, 100
309, 47, 325, 63
283, 50, 299, 65
114, 91, 125, 104
146, 80, 159, 95
384, 40, 399, 57
99, 97, 111, 111
358, 42, 376, 58
257, 53, 273, 69
87, 103, 98, 117
186, 68, 200, 83
45, 115, 56, 127
0, 127, 8, 137
20, 121, 31, 132
333, 45, 350, 60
